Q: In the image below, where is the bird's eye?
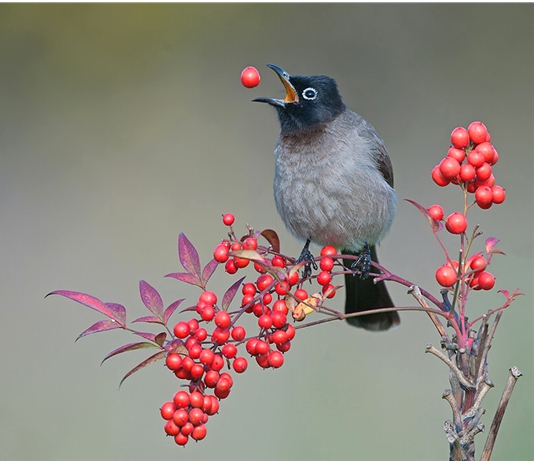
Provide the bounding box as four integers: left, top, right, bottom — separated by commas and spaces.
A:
302, 87, 318, 100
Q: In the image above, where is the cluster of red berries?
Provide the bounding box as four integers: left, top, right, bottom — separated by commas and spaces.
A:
429, 122, 503, 291
161, 213, 341, 446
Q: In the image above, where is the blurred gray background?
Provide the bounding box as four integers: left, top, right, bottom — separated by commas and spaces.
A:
1, 4, 532, 461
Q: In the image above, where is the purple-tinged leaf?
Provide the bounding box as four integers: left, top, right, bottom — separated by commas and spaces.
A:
231, 249, 266, 263
119, 350, 167, 388
105, 303, 127, 326
179, 305, 199, 314
139, 280, 164, 319
131, 315, 163, 324
101, 341, 161, 365
201, 259, 219, 287
165, 339, 188, 355
133, 331, 160, 342
155, 332, 167, 347
164, 299, 184, 325
178, 233, 201, 278
261, 229, 280, 253
485, 237, 505, 255
165, 271, 202, 287
222, 276, 246, 311
75, 320, 122, 341
405, 199, 442, 232
46, 291, 127, 327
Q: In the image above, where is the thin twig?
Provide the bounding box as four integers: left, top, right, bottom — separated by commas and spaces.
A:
425, 344, 475, 390
480, 367, 523, 461
409, 285, 448, 338
476, 311, 503, 385
442, 389, 462, 429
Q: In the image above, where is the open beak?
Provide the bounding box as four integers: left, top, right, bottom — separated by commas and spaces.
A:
252, 64, 299, 107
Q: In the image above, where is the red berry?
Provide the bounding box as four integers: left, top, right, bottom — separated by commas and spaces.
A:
164, 419, 180, 436
240, 66, 260, 88
445, 212, 467, 234
222, 213, 235, 226
174, 432, 189, 446
255, 340, 270, 355
271, 255, 286, 267
173, 391, 190, 410
160, 401, 176, 420
469, 256, 487, 273
165, 353, 183, 371
200, 291, 217, 305
475, 142, 495, 163
477, 272, 495, 290
189, 391, 204, 408
427, 204, 444, 221
459, 163, 476, 182
431, 165, 450, 187
268, 351, 285, 368
192, 424, 207, 441
277, 341, 291, 352
272, 329, 289, 345
246, 338, 259, 355
181, 356, 194, 372
222, 343, 238, 359
319, 256, 334, 271
475, 186, 493, 206
468, 121, 488, 145
243, 237, 258, 250
231, 325, 246, 341
256, 274, 274, 291
173, 409, 189, 426
242, 282, 256, 295
253, 302, 269, 317
200, 304, 215, 322
195, 327, 207, 341
285, 324, 296, 340
322, 283, 336, 298
258, 313, 273, 329
320, 245, 337, 256
187, 343, 202, 360
210, 354, 224, 371
317, 270, 332, 285
188, 408, 205, 426
475, 162, 492, 182
467, 151, 485, 168
270, 311, 287, 328
491, 185, 506, 204
450, 127, 470, 148
173, 321, 190, 339
294, 289, 308, 301
275, 281, 289, 295
447, 147, 466, 163
435, 265, 457, 287
233, 356, 248, 373
273, 300, 289, 315
489, 148, 499, 165
255, 353, 270, 368
215, 377, 232, 393
439, 157, 461, 180
206, 396, 219, 415
199, 349, 215, 366
213, 243, 230, 263
211, 327, 230, 345
287, 271, 300, 286
475, 174, 495, 189
214, 310, 231, 329
204, 370, 220, 388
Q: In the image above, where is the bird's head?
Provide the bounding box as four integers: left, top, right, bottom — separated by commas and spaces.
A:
253, 64, 346, 134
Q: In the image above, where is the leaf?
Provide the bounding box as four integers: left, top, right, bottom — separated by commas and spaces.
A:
139, 280, 164, 319
154, 332, 167, 347
75, 320, 122, 341
164, 299, 185, 324
165, 339, 188, 355
131, 315, 163, 324
119, 350, 167, 388
260, 229, 280, 253
201, 259, 219, 287
133, 331, 161, 342
101, 341, 161, 365
178, 233, 201, 278
221, 276, 246, 311
485, 237, 505, 255
231, 249, 266, 263
179, 305, 199, 314
165, 271, 202, 287
405, 199, 442, 233
46, 291, 127, 327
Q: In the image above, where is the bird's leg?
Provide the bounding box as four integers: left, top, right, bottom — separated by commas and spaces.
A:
295, 238, 318, 278
351, 243, 372, 280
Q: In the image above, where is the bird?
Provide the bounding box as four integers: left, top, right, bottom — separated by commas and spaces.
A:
253, 64, 400, 331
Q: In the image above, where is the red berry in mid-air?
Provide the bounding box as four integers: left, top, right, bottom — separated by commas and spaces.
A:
468, 121, 488, 145
445, 212, 467, 234
450, 127, 470, 148
427, 204, 444, 221
241, 66, 261, 88
222, 213, 235, 226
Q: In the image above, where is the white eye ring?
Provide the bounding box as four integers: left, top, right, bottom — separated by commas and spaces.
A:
302, 87, 318, 100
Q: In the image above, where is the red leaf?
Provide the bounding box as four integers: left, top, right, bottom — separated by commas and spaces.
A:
47, 291, 126, 327
405, 199, 442, 233
222, 276, 246, 311
101, 341, 160, 365
178, 233, 201, 278
261, 229, 280, 253
165, 272, 202, 287
139, 280, 164, 319
131, 315, 163, 324
75, 320, 122, 341
485, 237, 505, 255
164, 299, 184, 324
119, 350, 167, 388
201, 259, 219, 287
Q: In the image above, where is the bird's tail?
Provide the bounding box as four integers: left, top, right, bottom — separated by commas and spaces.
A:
343, 246, 400, 331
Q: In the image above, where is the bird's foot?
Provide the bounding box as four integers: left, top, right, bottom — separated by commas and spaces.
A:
295, 238, 318, 278
350, 243, 372, 280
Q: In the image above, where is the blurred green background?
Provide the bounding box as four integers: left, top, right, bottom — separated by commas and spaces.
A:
1, 4, 532, 461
